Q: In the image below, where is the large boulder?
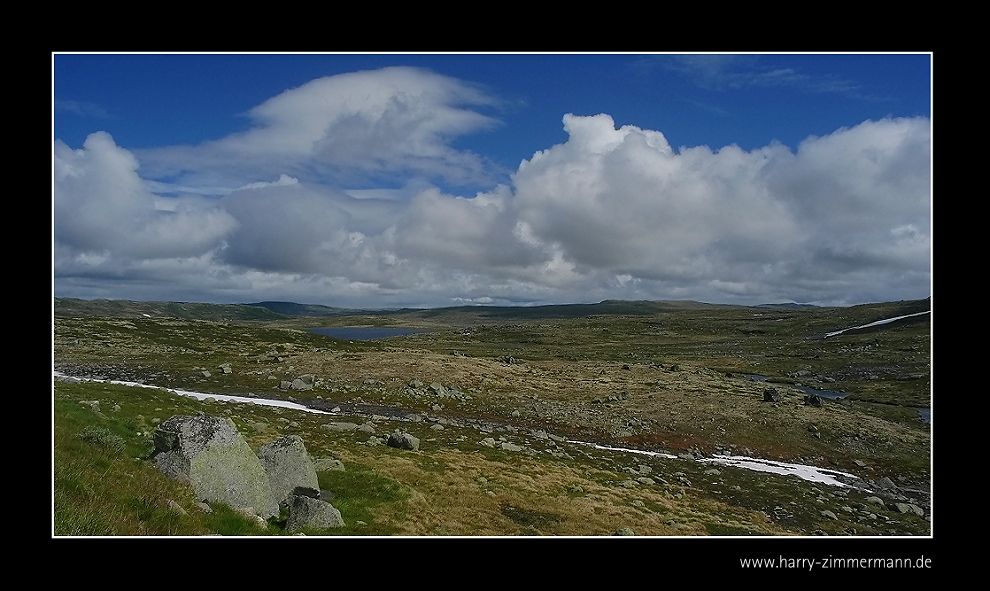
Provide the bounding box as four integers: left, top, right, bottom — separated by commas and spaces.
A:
285, 495, 345, 531
257, 435, 320, 505
152, 414, 278, 519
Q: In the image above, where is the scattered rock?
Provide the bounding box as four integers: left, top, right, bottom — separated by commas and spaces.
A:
864, 496, 885, 508
290, 374, 316, 391
894, 503, 924, 517
877, 476, 898, 490
80, 400, 101, 413
313, 457, 346, 472
763, 388, 780, 403
387, 430, 420, 451
285, 495, 344, 531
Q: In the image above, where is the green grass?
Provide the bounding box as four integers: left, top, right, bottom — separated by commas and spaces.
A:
315, 466, 409, 535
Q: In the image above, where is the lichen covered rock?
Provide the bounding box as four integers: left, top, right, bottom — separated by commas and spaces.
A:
152, 414, 278, 519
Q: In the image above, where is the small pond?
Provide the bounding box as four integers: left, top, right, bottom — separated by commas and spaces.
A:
308, 327, 427, 341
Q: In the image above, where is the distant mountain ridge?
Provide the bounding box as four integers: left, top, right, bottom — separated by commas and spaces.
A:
244, 301, 359, 317
54, 296, 931, 321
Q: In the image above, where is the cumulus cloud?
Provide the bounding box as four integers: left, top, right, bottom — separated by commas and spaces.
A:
512, 114, 800, 279
53, 72, 930, 308
381, 112, 929, 305
218, 181, 405, 285
53, 132, 236, 261
394, 185, 546, 272
136, 67, 501, 190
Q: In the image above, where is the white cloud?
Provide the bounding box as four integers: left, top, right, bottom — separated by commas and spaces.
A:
136, 67, 501, 189
53, 76, 930, 308
53, 132, 236, 261
512, 114, 801, 280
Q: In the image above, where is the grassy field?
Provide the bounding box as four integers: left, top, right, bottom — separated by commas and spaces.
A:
53, 297, 931, 537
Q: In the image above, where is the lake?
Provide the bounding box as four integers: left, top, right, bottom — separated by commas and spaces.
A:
308, 327, 427, 341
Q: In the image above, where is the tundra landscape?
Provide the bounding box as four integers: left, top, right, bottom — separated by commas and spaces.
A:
52, 55, 932, 550
53, 296, 931, 538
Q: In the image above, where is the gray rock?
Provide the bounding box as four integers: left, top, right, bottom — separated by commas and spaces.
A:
152, 414, 278, 519
613, 527, 635, 536
820, 510, 838, 520
80, 400, 101, 412
286, 495, 344, 531
313, 457, 346, 472
500, 442, 523, 452
894, 503, 924, 517
387, 431, 420, 451
257, 435, 320, 506
763, 388, 780, 403
877, 476, 898, 490
290, 374, 315, 391
864, 496, 886, 508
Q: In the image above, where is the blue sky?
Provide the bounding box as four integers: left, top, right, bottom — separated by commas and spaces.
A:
53, 53, 932, 308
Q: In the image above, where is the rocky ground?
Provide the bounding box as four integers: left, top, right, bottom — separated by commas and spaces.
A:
53, 300, 931, 536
